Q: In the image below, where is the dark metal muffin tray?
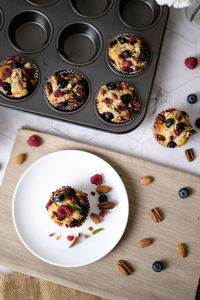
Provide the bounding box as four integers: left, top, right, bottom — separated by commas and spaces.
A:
0, 0, 169, 133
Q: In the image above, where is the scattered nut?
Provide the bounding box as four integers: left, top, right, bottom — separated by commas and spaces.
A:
98, 201, 115, 210
140, 176, 153, 185
198, 217, 200, 223
84, 235, 89, 239
149, 208, 163, 223
116, 260, 132, 276
176, 244, 187, 258
88, 226, 93, 231
96, 185, 111, 194
90, 213, 101, 225
69, 233, 81, 248
138, 238, 152, 248
14, 153, 26, 165
185, 148, 194, 162
55, 235, 61, 240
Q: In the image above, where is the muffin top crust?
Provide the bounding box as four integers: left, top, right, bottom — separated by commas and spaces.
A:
96, 81, 141, 123
108, 35, 149, 74
0, 56, 37, 98
153, 108, 196, 148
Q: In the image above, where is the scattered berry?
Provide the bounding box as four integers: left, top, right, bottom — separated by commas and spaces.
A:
106, 82, 116, 90
121, 94, 132, 104
57, 205, 72, 217
90, 191, 95, 196
167, 141, 177, 148
3, 82, 11, 91
99, 210, 106, 218
187, 94, 197, 104
195, 117, 200, 128
12, 62, 21, 69
152, 261, 163, 272
53, 193, 64, 202
80, 205, 88, 216
165, 118, 173, 128
46, 201, 52, 210
123, 60, 131, 68
67, 235, 74, 241
90, 174, 103, 185
99, 194, 108, 203
65, 188, 76, 197
122, 50, 131, 59
104, 112, 114, 122
118, 37, 128, 44
184, 57, 198, 70
49, 233, 54, 237
58, 78, 68, 89
27, 135, 41, 147
54, 90, 64, 98
179, 188, 189, 199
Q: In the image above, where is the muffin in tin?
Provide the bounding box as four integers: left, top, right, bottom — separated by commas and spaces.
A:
46, 186, 90, 228
45, 71, 88, 111
0, 56, 38, 98
108, 34, 150, 75
153, 108, 196, 148
96, 81, 141, 123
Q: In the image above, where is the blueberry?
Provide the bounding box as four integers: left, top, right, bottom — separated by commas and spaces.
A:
66, 188, 76, 197
195, 117, 200, 128
80, 205, 88, 216
53, 193, 65, 202
187, 94, 197, 104
121, 94, 132, 104
26, 81, 33, 93
99, 195, 108, 203
58, 78, 68, 89
167, 141, 177, 148
139, 51, 146, 62
122, 50, 131, 59
106, 82, 116, 90
12, 62, 21, 69
104, 112, 114, 122
2, 82, 11, 91
152, 261, 163, 272
118, 37, 128, 44
57, 101, 67, 110
179, 188, 189, 199
165, 118, 174, 128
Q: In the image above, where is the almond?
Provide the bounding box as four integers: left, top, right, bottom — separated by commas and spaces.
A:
14, 153, 26, 165
140, 176, 153, 185
176, 244, 186, 258
90, 213, 101, 225
96, 185, 111, 194
138, 238, 152, 248
198, 216, 200, 223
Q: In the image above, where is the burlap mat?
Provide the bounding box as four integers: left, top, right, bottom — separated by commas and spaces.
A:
0, 128, 200, 300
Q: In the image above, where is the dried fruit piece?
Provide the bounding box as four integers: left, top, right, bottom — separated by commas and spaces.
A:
185, 148, 194, 162
88, 226, 93, 231
49, 233, 54, 237
45, 201, 52, 210
96, 185, 111, 194
98, 201, 115, 210
90, 213, 101, 225
138, 238, 152, 248
116, 260, 132, 276
99, 210, 106, 218
90, 174, 103, 185
84, 235, 89, 239
92, 228, 104, 235
13, 153, 26, 165
67, 235, 74, 241
149, 208, 162, 223
57, 205, 72, 217
68, 233, 81, 248
176, 244, 186, 258
27, 135, 41, 147
140, 176, 153, 185
90, 191, 95, 196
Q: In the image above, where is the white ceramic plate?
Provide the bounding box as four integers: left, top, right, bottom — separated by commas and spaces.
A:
12, 150, 129, 267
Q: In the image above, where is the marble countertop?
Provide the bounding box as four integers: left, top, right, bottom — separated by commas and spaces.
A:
0, 8, 200, 274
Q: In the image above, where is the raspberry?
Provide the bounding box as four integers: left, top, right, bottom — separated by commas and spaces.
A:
90, 174, 103, 185
54, 90, 64, 97
57, 205, 72, 217
27, 135, 41, 147
46, 201, 52, 210
184, 57, 198, 70
90, 191, 95, 196
22, 67, 31, 80
68, 74, 75, 78
174, 129, 181, 136
71, 197, 78, 204
166, 108, 176, 112
49, 233, 54, 237
123, 60, 131, 67
99, 210, 106, 218
5, 69, 12, 77
67, 235, 74, 241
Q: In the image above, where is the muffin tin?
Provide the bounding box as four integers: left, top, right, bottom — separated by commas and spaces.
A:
0, 0, 169, 133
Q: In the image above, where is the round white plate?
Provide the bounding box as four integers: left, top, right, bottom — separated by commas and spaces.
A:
12, 150, 129, 267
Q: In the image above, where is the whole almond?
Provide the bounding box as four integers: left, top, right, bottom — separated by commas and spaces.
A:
90, 213, 101, 225
14, 153, 26, 165
198, 217, 200, 223
176, 244, 186, 258
140, 176, 153, 185
138, 238, 152, 248
96, 185, 111, 194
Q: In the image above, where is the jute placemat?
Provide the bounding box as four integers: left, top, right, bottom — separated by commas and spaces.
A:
0, 128, 200, 300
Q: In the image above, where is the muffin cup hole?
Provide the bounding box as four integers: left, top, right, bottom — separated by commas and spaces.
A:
8, 10, 53, 53
69, 0, 113, 18
119, 0, 162, 30
0, 8, 4, 31
26, 0, 58, 6
57, 22, 102, 66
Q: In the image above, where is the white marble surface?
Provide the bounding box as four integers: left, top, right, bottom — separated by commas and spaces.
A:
0, 8, 200, 274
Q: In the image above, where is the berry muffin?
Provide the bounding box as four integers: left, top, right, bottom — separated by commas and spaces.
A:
45, 72, 88, 111
153, 108, 196, 148
108, 34, 150, 74
0, 56, 37, 98
46, 186, 90, 228
96, 81, 141, 123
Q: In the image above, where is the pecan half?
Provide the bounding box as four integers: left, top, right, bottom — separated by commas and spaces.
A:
149, 208, 163, 223
116, 260, 132, 276
156, 134, 166, 141
157, 114, 165, 123
109, 40, 117, 47
46, 82, 53, 94
189, 129, 196, 136
98, 201, 115, 210
176, 122, 185, 131
185, 148, 194, 162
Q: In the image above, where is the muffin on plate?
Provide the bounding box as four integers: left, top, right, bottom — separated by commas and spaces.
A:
46, 186, 90, 228
153, 108, 196, 148
45, 72, 88, 111
108, 34, 150, 75
0, 56, 38, 98
96, 81, 141, 123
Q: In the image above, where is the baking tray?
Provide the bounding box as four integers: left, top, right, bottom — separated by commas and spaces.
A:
0, 0, 169, 133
